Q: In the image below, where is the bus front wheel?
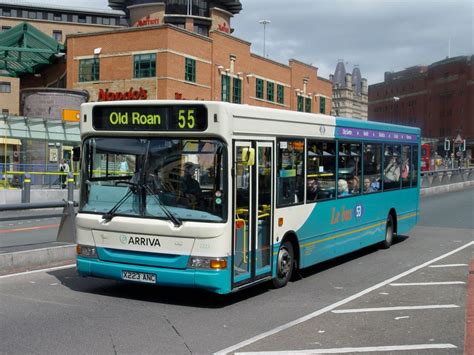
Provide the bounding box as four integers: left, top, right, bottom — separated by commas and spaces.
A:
382, 214, 394, 249
272, 241, 294, 288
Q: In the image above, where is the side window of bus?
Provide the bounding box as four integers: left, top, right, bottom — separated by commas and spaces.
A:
338, 142, 362, 197
277, 139, 304, 207
383, 144, 401, 190
306, 140, 336, 202
401, 145, 411, 188
412, 145, 419, 187
363, 143, 382, 193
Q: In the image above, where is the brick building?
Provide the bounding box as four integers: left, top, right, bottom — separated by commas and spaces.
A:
67, 24, 332, 114
368, 55, 474, 152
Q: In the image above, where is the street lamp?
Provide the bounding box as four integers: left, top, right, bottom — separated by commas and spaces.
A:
259, 19, 271, 58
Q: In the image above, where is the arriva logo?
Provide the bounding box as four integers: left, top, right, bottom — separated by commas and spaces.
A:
119, 234, 161, 247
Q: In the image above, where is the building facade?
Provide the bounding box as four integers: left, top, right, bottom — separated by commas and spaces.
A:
368, 56, 474, 151
330, 61, 368, 120
67, 24, 332, 113
0, 0, 124, 115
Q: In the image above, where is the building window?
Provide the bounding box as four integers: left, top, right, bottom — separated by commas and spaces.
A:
78, 15, 86, 23
0, 82, 12, 93
2, 26, 12, 31
277, 84, 284, 104
134, 53, 156, 78
221, 75, 230, 102
2, 8, 11, 17
233, 77, 242, 104
79, 58, 100, 82
320, 96, 326, 113
53, 12, 61, 21
256, 78, 264, 99
297, 95, 304, 112
305, 97, 311, 113
102, 17, 110, 25
28, 11, 37, 19
185, 58, 196, 82
52, 30, 62, 42
266, 81, 274, 102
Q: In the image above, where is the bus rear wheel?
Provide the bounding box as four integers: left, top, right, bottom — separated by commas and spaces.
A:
382, 214, 394, 249
272, 241, 294, 288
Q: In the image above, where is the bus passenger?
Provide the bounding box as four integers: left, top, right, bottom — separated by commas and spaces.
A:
350, 176, 360, 194
180, 162, 202, 206
338, 179, 350, 197
364, 178, 375, 193
307, 179, 320, 201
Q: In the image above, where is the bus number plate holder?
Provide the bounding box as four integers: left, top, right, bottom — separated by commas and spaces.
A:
122, 270, 156, 284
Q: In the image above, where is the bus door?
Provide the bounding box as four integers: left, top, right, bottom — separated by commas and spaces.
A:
233, 141, 273, 286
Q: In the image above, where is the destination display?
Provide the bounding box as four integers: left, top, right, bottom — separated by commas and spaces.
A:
92, 105, 208, 131
337, 127, 418, 142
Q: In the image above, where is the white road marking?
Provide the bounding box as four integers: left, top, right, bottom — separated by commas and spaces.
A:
0, 264, 76, 279
429, 264, 468, 268
389, 281, 465, 286
214, 241, 473, 355
394, 316, 410, 320
332, 305, 459, 314
234, 343, 457, 354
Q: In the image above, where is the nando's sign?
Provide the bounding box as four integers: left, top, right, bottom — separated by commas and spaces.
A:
98, 87, 148, 101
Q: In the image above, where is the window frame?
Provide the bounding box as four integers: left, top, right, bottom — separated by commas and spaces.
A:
297, 95, 304, 112
185, 57, 196, 83
79, 58, 100, 82
277, 84, 284, 104
232, 77, 242, 104
305, 97, 311, 113
320, 96, 326, 113
266, 81, 274, 102
221, 74, 230, 102
256, 78, 264, 99
134, 53, 156, 78
0, 82, 11, 93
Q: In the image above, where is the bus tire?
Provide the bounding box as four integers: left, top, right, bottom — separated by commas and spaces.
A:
381, 214, 394, 249
272, 241, 294, 288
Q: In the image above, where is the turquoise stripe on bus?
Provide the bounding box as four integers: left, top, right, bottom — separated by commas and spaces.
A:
77, 256, 232, 294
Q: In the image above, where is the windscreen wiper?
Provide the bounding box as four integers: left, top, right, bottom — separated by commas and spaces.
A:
143, 184, 182, 227
102, 181, 139, 222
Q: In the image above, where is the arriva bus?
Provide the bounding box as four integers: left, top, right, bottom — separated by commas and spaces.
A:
76, 101, 420, 294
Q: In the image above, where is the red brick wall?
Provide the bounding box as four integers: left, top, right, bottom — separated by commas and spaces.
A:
67, 25, 332, 114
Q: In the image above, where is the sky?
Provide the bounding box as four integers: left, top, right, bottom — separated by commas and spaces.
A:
28, 0, 473, 84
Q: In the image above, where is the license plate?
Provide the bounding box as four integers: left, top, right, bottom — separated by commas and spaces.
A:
121, 270, 156, 284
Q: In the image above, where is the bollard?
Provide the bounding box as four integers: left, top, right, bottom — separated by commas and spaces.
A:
67, 172, 74, 202
22, 173, 31, 203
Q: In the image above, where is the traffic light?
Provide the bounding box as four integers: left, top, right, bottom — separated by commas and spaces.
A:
444, 138, 450, 151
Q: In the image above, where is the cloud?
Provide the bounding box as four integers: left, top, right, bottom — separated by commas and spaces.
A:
29, 0, 474, 84
232, 0, 473, 83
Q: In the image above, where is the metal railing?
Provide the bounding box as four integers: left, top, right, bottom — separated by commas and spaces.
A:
420, 167, 474, 188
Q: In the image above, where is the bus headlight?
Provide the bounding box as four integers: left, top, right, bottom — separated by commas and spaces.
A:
188, 257, 227, 270
76, 244, 97, 258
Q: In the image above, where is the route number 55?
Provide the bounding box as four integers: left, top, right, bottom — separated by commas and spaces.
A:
178, 109, 195, 129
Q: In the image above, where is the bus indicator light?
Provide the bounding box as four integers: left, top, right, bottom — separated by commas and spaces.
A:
278, 218, 284, 226
210, 259, 227, 269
